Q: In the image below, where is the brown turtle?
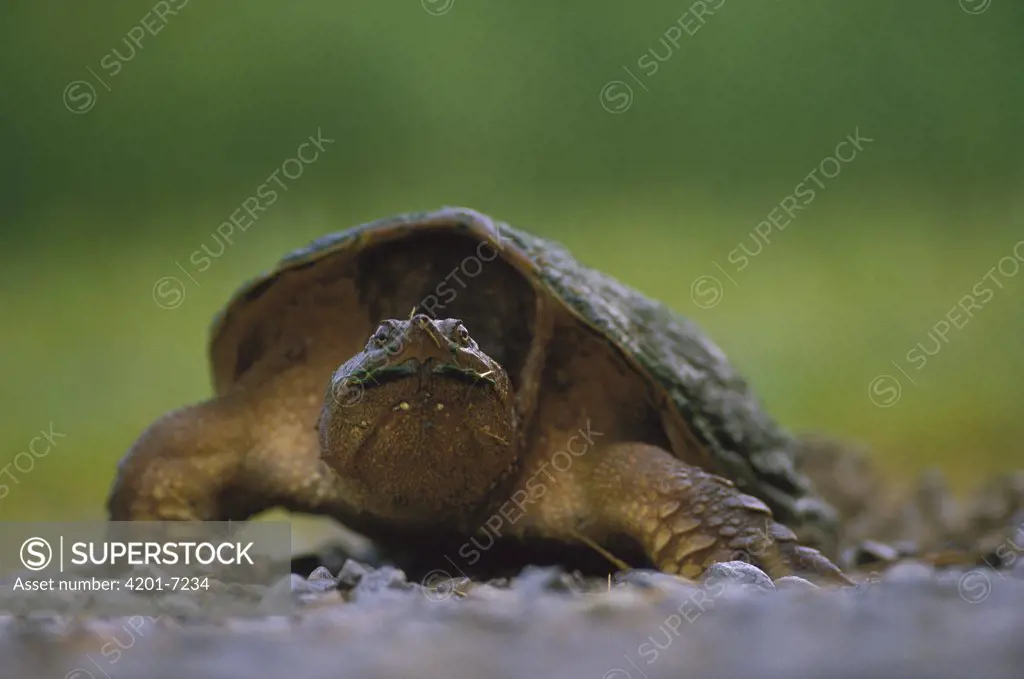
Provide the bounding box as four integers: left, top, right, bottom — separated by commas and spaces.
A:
108, 208, 849, 583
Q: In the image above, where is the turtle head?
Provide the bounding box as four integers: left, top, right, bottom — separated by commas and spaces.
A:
318, 315, 518, 525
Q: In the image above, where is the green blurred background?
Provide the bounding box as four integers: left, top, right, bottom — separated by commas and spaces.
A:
1, 0, 1022, 521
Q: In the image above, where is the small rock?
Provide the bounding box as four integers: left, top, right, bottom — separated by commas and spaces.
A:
306, 566, 338, 593
290, 542, 384, 577
336, 559, 374, 590
701, 561, 775, 592
514, 566, 587, 597
484, 576, 512, 589
775, 576, 818, 591
613, 569, 695, 592
842, 540, 900, 570
882, 561, 935, 583
351, 565, 411, 595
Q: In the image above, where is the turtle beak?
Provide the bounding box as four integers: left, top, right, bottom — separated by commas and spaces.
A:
411, 314, 447, 350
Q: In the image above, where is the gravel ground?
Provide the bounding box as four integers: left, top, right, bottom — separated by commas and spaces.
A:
3, 558, 1024, 679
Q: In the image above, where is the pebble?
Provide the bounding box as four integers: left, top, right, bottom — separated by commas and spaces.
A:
701, 561, 775, 592
842, 540, 900, 569
613, 569, 696, 594
485, 577, 512, 589
882, 561, 935, 583
513, 566, 587, 597
351, 565, 411, 595
305, 566, 339, 593
336, 559, 374, 590
775, 576, 819, 591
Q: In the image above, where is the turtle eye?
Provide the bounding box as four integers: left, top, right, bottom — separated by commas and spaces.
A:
372, 325, 390, 347
454, 324, 472, 346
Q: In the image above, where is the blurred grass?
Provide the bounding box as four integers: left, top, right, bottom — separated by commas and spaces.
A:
1, 0, 1022, 519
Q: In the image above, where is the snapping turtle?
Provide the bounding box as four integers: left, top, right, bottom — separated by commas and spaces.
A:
109, 208, 848, 583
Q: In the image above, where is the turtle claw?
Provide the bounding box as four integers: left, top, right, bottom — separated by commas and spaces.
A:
588, 442, 853, 585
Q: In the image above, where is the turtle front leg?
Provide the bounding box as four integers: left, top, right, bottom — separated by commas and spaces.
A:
108, 398, 346, 522
107, 401, 253, 521
581, 443, 852, 585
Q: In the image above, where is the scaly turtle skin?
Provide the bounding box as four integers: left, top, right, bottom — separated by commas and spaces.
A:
108, 208, 848, 583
